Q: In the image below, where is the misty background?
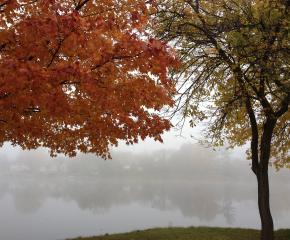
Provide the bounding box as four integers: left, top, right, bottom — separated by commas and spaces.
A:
0, 121, 288, 180
0, 123, 290, 240
1, 141, 289, 181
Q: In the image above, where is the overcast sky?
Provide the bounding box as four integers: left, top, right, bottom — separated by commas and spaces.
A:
0, 120, 196, 158
0, 118, 249, 160
114, 119, 199, 153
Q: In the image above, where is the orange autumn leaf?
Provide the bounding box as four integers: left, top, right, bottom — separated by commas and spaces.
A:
0, 0, 180, 158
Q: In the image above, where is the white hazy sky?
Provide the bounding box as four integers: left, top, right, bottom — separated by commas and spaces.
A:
113, 119, 199, 153
0, 119, 249, 160
0, 120, 197, 159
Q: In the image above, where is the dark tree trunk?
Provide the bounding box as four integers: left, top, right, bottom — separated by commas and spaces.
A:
256, 163, 274, 240
252, 119, 276, 240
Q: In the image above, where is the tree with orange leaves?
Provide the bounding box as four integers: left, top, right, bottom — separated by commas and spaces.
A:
0, 0, 180, 158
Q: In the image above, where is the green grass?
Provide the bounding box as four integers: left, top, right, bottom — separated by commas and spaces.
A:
65, 227, 290, 240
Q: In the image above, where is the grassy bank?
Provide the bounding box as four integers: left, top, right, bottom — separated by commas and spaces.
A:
65, 226, 290, 240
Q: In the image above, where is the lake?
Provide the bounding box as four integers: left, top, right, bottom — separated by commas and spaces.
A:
0, 176, 289, 240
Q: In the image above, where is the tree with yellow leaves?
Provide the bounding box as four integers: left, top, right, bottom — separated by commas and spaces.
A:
154, 0, 290, 239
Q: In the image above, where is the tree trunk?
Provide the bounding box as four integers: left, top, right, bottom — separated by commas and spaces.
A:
252, 119, 276, 240
256, 164, 274, 240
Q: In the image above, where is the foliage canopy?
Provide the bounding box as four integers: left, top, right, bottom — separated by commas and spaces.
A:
155, 0, 290, 170
0, 0, 180, 157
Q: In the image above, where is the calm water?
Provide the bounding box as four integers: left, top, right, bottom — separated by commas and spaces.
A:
0, 177, 289, 240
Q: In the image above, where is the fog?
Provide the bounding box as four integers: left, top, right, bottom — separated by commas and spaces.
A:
0, 169, 290, 240
0, 125, 290, 240
1, 140, 288, 181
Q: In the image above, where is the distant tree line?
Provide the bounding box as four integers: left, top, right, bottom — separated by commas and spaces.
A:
1, 143, 288, 180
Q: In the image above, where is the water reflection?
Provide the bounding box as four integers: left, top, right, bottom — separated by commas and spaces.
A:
0, 176, 289, 240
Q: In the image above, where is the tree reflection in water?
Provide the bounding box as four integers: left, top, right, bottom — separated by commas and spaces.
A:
0, 177, 289, 240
